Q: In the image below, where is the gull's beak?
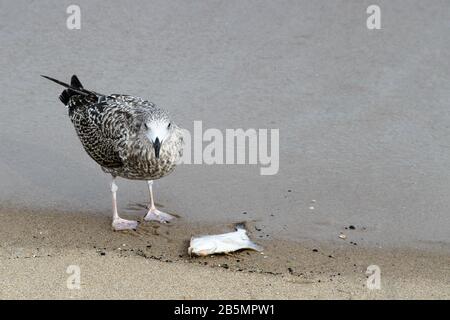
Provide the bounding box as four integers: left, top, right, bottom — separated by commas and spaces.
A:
153, 137, 161, 159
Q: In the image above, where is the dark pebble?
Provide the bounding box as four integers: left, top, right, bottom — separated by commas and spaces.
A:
312, 249, 318, 252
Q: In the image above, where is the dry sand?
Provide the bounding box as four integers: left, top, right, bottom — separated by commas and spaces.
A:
0, 208, 448, 299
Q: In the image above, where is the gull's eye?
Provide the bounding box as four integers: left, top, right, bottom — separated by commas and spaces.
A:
167, 123, 171, 129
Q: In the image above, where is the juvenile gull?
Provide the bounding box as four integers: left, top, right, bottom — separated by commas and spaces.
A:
42, 75, 184, 231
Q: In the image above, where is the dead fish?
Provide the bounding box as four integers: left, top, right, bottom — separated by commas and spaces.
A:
188, 224, 263, 256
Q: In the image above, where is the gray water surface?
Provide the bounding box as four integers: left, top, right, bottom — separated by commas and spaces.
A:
1, 0, 450, 250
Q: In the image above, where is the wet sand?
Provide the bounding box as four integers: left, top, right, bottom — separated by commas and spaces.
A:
0, 208, 448, 299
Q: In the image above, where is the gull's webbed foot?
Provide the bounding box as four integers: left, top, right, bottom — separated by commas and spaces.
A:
112, 217, 139, 231
144, 208, 175, 223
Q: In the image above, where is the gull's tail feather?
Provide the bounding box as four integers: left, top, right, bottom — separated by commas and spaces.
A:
70, 75, 83, 89
41, 75, 104, 105
59, 75, 84, 105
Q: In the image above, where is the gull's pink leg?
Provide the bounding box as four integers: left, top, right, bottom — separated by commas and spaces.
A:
144, 180, 175, 223
111, 178, 138, 231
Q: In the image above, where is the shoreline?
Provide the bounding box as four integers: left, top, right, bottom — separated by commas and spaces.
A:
0, 208, 449, 299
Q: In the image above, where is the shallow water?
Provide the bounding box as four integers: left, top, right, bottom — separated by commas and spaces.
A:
1, 0, 450, 250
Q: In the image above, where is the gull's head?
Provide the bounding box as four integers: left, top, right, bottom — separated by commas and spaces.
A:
144, 116, 172, 159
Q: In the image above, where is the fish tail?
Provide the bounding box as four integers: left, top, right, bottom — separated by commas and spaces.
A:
249, 241, 264, 252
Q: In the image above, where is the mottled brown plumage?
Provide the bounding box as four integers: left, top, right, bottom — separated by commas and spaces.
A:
69, 94, 184, 180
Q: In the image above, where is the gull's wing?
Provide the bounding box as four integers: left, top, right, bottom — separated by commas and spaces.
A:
69, 97, 147, 169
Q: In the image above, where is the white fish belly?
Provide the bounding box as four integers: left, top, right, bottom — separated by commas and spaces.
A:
188, 227, 263, 256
